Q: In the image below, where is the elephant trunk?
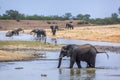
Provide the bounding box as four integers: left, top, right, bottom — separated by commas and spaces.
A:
57, 54, 63, 68
58, 57, 62, 68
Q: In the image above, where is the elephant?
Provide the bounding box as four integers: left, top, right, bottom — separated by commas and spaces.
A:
30, 28, 46, 42
6, 30, 15, 37
65, 22, 74, 29
50, 26, 58, 36
58, 44, 109, 68
6, 28, 24, 37
14, 28, 24, 35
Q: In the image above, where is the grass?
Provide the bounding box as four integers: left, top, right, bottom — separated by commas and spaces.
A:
0, 50, 40, 62
0, 40, 61, 61
0, 40, 61, 49
47, 24, 120, 43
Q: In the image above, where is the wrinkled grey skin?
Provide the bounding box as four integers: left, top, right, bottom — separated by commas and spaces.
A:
58, 44, 108, 68
6, 28, 24, 37
50, 26, 58, 35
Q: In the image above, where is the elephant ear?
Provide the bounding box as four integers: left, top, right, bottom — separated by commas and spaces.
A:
59, 46, 68, 57
66, 44, 76, 57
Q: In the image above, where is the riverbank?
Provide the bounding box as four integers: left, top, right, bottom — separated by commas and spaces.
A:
0, 50, 40, 62
0, 41, 61, 62
0, 40, 120, 62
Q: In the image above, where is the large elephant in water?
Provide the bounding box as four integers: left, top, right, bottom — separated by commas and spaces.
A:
58, 44, 108, 68
30, 28, 46, 42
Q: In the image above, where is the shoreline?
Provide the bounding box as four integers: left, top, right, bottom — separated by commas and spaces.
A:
1, 45, 120, 52
0, 50, 42, 62
0, 44, 120, 62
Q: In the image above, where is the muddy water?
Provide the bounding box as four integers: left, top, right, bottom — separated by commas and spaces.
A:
0, 51, 120, 80
0, 32, 120, 80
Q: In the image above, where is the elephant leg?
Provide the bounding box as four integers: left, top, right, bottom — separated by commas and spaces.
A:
53, 30, 56, 35
90, 58, 96, 68
76, 60, 81, 68
69, 58, 75, 68
87, 62, 91, 68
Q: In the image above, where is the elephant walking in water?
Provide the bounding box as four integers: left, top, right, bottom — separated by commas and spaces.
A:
58, 44, 109, 68
30, 28, 46, 42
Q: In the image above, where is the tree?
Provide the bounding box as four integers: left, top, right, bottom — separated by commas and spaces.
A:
5, 10, 19, 19
111, 13, 119, 24
84, 14, 91, 20
118, 7, 120, 15
3, 10, 25, 21
111, 13, 118, 19
76, 14, 84, 20
63, 13, 72, 19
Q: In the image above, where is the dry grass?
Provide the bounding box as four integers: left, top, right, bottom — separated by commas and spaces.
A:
47, 24, 120, 43
0, 41, 61, 50
0, 50, 38, 62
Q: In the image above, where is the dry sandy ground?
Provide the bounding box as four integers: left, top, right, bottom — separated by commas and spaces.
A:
47, 24, 120, 43
0, 50, 39, 62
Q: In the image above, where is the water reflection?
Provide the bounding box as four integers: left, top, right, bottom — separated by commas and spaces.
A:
59, 68, 96, 80
0, 51, 120, 80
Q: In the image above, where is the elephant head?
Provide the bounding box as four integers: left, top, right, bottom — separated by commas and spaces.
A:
50, 26, 58, 35
57, 44, 76, 68
58, 46, 68, 68
30, 29, 38, 35
30, 28, 46, 37
14, 28, 24, 35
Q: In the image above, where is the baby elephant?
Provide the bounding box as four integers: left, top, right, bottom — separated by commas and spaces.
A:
58, 44, 108, 68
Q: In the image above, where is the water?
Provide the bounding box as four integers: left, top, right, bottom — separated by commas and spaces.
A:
0, 32, 120, 46
0, 32, 120, 80
0, 51, 120, 80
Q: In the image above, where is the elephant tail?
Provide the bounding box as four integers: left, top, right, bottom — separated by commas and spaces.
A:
97, 51, 109, 59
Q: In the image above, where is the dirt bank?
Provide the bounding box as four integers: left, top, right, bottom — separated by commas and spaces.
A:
0, 50, 40, 62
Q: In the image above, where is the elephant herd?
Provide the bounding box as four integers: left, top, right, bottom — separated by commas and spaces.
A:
6, 21, 74, 38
